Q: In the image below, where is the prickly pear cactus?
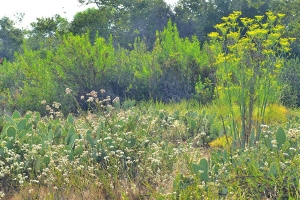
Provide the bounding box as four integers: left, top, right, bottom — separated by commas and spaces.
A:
192, 158, 209, 182
276, 127, 286, 149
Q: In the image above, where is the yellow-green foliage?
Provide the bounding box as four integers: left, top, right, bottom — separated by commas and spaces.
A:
210, 101, 240, 119
153, 99, 202, 114
263, 104, 289, 124
209, 135, 232, 149
208, 11, 295, 147
252, 104, 289, 125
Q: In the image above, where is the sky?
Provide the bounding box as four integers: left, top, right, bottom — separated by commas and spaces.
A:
0, 0, 179, 29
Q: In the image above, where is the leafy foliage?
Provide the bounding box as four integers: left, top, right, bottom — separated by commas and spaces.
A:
0, 21, 214, 114
0, 16, 24, 61
279, 57, 300, 107
69, 8, 110, 43
30, 14, 69, 37
271, 0, 300, 56
175, 123, 300, 199
0, 95, 217, 198
2, 98, 300, 199
153, 20, 211, 101
209, 11, 295, 148
78, 0, 173, 49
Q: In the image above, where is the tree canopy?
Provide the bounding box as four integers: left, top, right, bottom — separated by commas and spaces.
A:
0, 17, 24, 61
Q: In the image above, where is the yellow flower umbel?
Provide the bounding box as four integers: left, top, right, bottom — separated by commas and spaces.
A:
279, 38, 291, 52
214, 23, 228, 36
277, 13, 286, 19
255, 15, 264, 22
208, 32, 220, 40
266, 11, 277, 24
227, 31, 240, 42
240, 17, 254, 27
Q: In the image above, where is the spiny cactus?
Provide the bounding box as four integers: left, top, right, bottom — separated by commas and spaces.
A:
191, 158, 209, 182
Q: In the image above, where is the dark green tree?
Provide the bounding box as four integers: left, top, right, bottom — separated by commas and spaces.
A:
123, 0, 173, 48
25, 15, 69, 53
0, 16, 24, 61
69, 8, 110, 43
173, 0, 271, 43
78, 0, 173, 48
30, 14, 69, 37
174, 0, 216, 42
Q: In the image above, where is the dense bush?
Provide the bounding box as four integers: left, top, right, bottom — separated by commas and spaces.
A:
279, 57, 300, 107
0, 20, 215, 115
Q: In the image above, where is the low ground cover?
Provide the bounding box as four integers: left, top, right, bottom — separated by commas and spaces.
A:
0, 93, 299, 199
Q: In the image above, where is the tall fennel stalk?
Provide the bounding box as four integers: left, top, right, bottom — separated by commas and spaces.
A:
208, 11, 295, 148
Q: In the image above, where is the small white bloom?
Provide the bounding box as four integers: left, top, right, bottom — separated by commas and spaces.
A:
65, 88, 72, 94
87, 97, 94, 102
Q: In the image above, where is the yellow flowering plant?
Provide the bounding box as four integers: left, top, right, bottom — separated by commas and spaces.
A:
208, 11, 295, 148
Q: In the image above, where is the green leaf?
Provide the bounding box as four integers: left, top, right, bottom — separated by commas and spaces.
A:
18, 129, 27, 139
17, 119, 27, 130
219, 187, 228, 196
269, 163, 277, 177
4, 114, 16, 126
74, 146, 84, 156
86, 133, 94, 147
48, 130, 54, 142
159, 112, 165, 119
67, 134, 76, 148
125, 136, 136, 148
54, 128, 62, 140
191, 163, 201, 174
63, 146, 74, 160
35, 157, 41, 173
34, 112, 41, 122
199, 158, 209, 182
67, 113, 74, 125
7, 126, 16, 138
295, 116, 299, 123
191, 158, 209, 182
5, 141, 14, 150
202, 110, 206, 117
42, 156, 50, 167
12, 110, 21, 119
47, 123, 52, 131
24, 112, 32, 122
189, 118, 197, 131
66, 126, 76, 147
276, 127, 286, 149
